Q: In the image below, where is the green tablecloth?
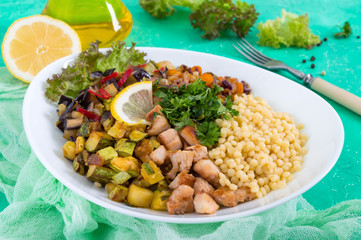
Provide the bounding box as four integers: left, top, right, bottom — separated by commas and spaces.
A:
1, 0, 361, 239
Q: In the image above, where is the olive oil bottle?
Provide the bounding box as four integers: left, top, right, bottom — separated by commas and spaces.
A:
42, 0, 133, 50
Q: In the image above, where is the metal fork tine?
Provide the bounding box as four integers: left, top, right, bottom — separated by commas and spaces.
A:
235, 42, 267, 64
232, 44, 265, 67
240, 38, 272, 61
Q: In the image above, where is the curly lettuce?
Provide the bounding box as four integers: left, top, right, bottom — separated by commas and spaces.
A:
257, 10, 320, 49
45, 41, 146, 102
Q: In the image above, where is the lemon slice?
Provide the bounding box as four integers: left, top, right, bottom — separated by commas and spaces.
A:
2, 15, 81, 83
111, 81, 154, 125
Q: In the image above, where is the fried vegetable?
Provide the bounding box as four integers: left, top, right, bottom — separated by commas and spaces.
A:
129, 130, 148, 142
75, 136, 85, 154
189, 0, 259, 40
78, 122, 91, 137
134, 139, 154, 162
112, 171, 132, 185
108, 185, 129, 202
151, 190, 172, 211
141, 161, 165, 185
127, 184, 154, 208
132, 176, 152, 188
114, 139, 136, 157
85, 132, 114, 152
107, 121, 127, 139
156, 179, 169, 190
96, 146, 118, 164
105, 182, 117, 193
63, 141, 76, 160
257, 10, 320, 49
73, 154, 87, 175
86, 165, 116, 184
109, 157, 132, 172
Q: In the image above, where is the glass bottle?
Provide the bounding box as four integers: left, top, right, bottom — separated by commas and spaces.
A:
42, 0, 133, 50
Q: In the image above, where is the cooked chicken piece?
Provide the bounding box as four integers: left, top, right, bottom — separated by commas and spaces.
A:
194, 192, 219, 214
158, 129, 183, 151
185, 145, 208, 163
193, 177, 215, 195
167, 150, 194, 179
149, 145, 169, 166
145, 105, 163, 122
169, 171, 195, 189
212, 187, 238, 207
193, 159, 220, 188
148, 115, 170, 136
167, 185, 195, 215
180, 126, 200, 146
235, 187, 256, 203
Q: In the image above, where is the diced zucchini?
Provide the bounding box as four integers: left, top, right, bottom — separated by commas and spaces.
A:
112, 171, 132, 185
82, 150, 90, 166
107, 121, 127, 139
109, 185, 129, 202
104, 83, 118, 97
85, 132, 114, 152
151, 190, 171, 211
109, 157, 132, 172
144, 62, 157, 75
89, 121, 102, 133
63, 141, 76, 160
103, 99, 113, 111
141, 161, 164, 185
134, 139, 153, 162
73, 153, 87, 175
115, 139, 136, 157
105, 182, 117, 193
129, 130, 148, 142
127, 184, 154, 208
102, 118, 114, 132
128, 169, 140, 178
156, 179, 169, 190
124, 156, 141, 173
78, 122, 90, 137
75, 136, 85, 154
71, 111, 84, 119
88, 154, 104, 166
96, 146, 118, 164
131, 176, 152, 188
150, 139, 160, 149
86, 165, 116, 185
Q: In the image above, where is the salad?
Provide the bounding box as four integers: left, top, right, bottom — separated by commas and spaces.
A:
47, 41, 307, 215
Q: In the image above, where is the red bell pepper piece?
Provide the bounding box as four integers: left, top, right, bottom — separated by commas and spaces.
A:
78, 108, 100, 121
101, 72, 118, 84
153, 67, 165, 73
88, 89, 102, 98
136, 63, 147, 68
118, 68, 133, 87
99, 87, 112, 99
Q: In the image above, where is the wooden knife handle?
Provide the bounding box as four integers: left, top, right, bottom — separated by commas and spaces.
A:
310, 77, 361, 115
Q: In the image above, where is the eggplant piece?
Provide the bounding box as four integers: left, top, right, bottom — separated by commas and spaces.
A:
58, 95, 73, 106
90, 71, 103, 79
59, 101, 78, 122
242, 81, 251, 94
64, 118, 83, 130
133, 68, 151, 81
103, 68, 116, 76
100, 111, 112, 123
106, 78, 120, 91
56, 120, 65, 132
69, 136, 76, 142
71, 111, 84, 119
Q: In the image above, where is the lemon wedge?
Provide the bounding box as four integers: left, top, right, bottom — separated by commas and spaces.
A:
111, 81, 154, 125
2, 15, 81, 83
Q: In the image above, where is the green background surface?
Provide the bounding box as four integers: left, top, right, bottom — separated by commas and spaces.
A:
0, 0, 360, 221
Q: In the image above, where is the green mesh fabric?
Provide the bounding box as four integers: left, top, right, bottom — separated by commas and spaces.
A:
1, 67, 361, 239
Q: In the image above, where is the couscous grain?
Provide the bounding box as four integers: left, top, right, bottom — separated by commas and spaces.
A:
210, 94, 307, 198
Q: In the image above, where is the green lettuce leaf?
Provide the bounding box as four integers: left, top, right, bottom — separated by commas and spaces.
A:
257, 10, 320, 49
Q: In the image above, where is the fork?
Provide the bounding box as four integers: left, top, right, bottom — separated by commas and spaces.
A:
233, 38, 361, 116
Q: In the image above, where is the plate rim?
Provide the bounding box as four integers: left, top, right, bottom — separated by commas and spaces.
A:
22, 47, 344, 223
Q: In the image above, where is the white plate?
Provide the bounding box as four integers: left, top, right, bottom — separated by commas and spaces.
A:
23, 47, 344, 223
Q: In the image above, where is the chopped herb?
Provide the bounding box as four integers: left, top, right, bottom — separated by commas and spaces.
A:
154, 78, 239, 146
334, 22, 352, 38
152, 112, 160, 120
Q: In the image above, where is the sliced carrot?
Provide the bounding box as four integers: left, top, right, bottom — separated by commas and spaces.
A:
200, 73, 214, 87
167, 69, 181, 77
191, 66, 202, 74
236, 82, 244, 94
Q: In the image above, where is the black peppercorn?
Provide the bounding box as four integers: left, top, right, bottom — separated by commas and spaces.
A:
323, 37, 328, 41
302, 59, 306, 63
311, 64, 315, 69
310, 56, 316, 61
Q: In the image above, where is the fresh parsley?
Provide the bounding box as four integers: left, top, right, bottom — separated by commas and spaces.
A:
154, 79, 238, 146
334, 22, 352, 38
